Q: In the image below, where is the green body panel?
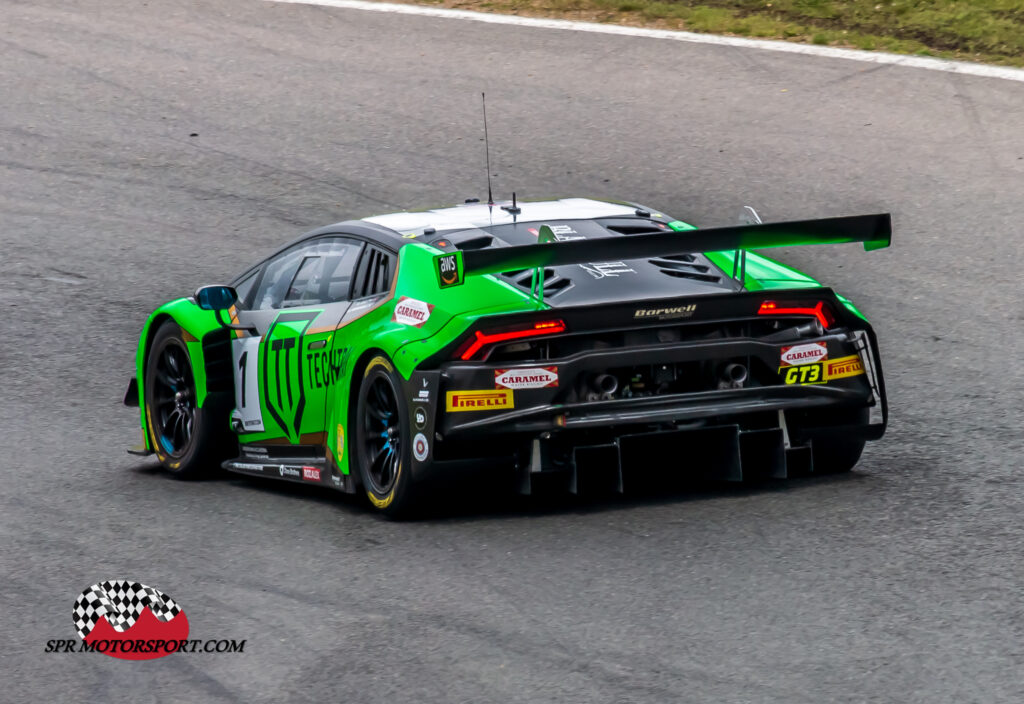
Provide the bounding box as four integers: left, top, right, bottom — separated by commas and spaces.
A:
134, 298, 227, 450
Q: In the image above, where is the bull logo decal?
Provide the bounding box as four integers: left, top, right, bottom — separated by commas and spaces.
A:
262, 311, 319, 442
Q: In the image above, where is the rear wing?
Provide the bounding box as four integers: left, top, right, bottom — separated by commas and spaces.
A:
432, 213, 891, 288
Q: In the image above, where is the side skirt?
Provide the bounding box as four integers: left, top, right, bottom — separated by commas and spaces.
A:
222, 455, 356, 493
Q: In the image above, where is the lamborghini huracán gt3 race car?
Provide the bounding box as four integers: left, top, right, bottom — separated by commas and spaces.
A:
126, 198, 889, 516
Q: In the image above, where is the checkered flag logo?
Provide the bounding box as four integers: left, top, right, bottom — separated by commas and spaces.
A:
73, 580, 183, 640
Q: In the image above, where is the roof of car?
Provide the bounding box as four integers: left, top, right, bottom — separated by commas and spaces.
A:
360, 198, 644, 237
284, 197, 659, 255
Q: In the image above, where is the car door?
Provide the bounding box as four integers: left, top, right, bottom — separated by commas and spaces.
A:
231, 237, 364, 445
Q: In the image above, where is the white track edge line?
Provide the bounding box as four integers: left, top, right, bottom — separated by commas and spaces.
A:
264, 0, 1024, 83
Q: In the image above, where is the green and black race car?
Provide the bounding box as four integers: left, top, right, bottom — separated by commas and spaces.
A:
125, 197, 890, 516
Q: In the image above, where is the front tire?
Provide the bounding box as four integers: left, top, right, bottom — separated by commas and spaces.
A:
144, 320, 227, 478
353, 355, 416, 517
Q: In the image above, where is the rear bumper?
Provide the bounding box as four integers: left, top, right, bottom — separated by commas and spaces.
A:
443, 383, 875, 437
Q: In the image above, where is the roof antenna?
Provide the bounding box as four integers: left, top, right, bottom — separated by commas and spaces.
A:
502, 191, 521, 222
482, 92, 494, 206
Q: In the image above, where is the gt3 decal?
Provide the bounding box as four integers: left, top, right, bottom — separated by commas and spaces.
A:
392, 297, 433, 327
494, 367, 558, 390
780, 342, 828, 367
780, 354, 864, 385
446, 390, 514, 412
781, 364, 825, 385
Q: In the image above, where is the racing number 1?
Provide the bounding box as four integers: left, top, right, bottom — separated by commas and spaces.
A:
231, 335, 264, 431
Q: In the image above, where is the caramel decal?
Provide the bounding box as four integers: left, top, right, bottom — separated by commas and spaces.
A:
780, 354, 864, 385
494, 367, 558, 390
446, 390, 514, 412
392, 297, 434, 328
780, 342, 828, 367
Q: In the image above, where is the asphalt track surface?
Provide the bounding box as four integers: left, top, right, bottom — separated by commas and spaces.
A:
2, 1, 1023, 701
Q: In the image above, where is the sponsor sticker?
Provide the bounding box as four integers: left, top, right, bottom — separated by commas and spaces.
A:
414, 407, 428, 429
446, 390, 514, 412
634, 304, 696, 321
779, 354, 865, 385
579, 262, 636, 279
279, 465, 301, 478
231, 462, 265, 472
392, 297, 434, 327
494, 367, 559, 390
301, 466, 320, 482
413, 433, 429, 462
824, 355, 865, 380
780, 342, 828, 367
435, 252, 463, 288
336, 423, 344, 461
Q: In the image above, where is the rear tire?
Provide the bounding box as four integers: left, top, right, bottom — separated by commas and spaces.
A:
144, 320, 228, 478
353, 355, 416, 518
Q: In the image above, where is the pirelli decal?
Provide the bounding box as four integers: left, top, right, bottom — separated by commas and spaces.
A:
446, 390, 514, 412
780, 354, 865, 385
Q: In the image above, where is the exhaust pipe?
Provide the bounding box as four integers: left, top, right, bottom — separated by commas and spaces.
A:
585, 373, 619, 401
718, 363, 748, 390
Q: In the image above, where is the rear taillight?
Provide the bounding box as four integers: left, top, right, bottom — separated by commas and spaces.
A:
457, 319, 567, 361
758, 300, 836, 329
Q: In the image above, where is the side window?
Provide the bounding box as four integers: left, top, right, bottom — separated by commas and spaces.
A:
231, 269, 259, 309
352, 246, 396, 299
253, 238, 363, 310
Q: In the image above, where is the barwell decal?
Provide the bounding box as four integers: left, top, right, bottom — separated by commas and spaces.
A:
633, 304, 696, 321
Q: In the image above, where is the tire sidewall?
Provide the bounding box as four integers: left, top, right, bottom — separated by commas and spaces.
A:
144, 322, 207, 477
355, 355, 412, 514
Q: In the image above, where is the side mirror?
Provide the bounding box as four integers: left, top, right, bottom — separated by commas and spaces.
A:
194, 285, 238, 311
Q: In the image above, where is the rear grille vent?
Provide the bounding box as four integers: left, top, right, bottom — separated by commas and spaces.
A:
452, 235, 495, 251
650, 255, 722, 283
606, 224, 666, 235
500, 268, 573, 297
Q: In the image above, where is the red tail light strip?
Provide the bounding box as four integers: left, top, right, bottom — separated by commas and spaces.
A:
758, 300, 835, 329
459, 320, 567, 361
